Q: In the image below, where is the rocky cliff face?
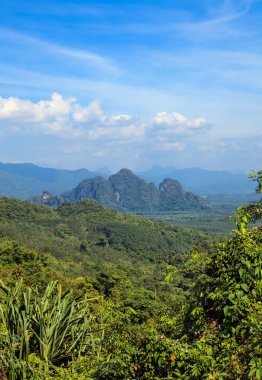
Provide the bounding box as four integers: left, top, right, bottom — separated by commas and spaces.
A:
63, 176, 116, 208
59, 169, 208, 212
30, 191, 64, 207
108, 169, 160, 211
159, 178, 206, 211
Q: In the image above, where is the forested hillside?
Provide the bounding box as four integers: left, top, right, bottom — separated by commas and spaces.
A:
0, 196, 213, 277
31, 168, 208, 212
0, 172, 261, 379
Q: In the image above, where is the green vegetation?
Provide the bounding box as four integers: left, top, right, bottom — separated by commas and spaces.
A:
36, 168, 207, 212
0, 162, 254, 199
0, 173, 261, 379
138, 193, 260, 235
0, 281, 101, 378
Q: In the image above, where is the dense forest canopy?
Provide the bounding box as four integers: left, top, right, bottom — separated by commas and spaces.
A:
0, 171, 261, 379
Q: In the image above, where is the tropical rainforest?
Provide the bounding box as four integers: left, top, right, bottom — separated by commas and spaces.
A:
0, 171, 261, 379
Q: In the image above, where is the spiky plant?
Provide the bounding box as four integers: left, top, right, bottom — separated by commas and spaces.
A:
0, 280, 103, 379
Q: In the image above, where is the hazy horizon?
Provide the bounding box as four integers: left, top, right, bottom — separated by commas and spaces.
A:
0, 0, 261, 172
0, 160, 251, 176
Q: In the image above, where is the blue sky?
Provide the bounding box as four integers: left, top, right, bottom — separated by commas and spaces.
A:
0, 0, 261, 172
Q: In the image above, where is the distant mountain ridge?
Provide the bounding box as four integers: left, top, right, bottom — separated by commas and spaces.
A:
138, 166, 254, 194
32, 168, 208, 212
0, 162, 254, 200
0, 162, 105, 199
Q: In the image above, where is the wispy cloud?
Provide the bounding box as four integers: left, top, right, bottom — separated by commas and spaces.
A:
49, 45, 120, 75
67, 0, 255, 38
173, 0, 254, 41
0, 28, 121, 76
195, 134, 262, 171
206, 0, 253, 23
141, 47, 262, 91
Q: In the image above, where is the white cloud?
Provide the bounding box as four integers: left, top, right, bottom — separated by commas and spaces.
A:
73, 100, 107, 124
2, 93, 261, 171
148, 112, 211, 151
0, 93, 81, 136
152, 112, 210, 135
0, 93, 211, 149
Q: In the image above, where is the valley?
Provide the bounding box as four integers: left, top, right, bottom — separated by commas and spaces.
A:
0, 171, 261, 379
138, 193, 260, 234
1, 0, 261, 377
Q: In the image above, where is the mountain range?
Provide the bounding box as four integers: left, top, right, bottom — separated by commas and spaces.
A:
0, 162, 254, 200
31, 168, 208, 212
0, 162, 103, 199
138, 166, 254, 194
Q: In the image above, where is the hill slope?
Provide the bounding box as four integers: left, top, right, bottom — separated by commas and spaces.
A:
0, 195, 260, 379
0, 196, 213, 269
0, 162, 103, 198
61, 168, 207, 211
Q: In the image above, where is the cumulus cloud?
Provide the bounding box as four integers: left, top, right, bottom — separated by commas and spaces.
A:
0, 93, 211, 149
0, 93, 80, 136
152, 111, 211, 135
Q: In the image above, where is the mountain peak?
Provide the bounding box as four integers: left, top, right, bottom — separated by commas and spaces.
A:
159, 178, 184, 194
46, 170, 207, 212
115, 168, 134, 176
